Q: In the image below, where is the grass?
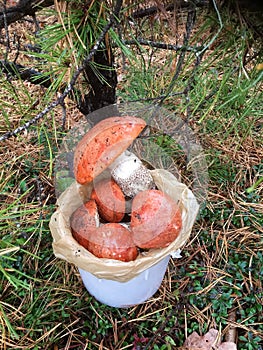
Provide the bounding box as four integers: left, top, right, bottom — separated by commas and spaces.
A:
0, 1, 263, 349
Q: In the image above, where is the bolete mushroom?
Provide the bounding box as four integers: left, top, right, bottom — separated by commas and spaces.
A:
130, 189, 182, 249
91, 178, 126, 223
86, 223, 138, 262
70, 199, 99, 250
71, 116, 183, 259
70, 201, 137, 261
74, 116, 146, 185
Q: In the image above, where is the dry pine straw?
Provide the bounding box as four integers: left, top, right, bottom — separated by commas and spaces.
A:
3, 87, 262, 348
1, 4, 263, 350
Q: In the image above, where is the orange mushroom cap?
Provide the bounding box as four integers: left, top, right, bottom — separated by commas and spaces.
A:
87, 223, 138, 262
74, 116, 146, 185
70, 200, 99, 250
91, 178, 126, 223
130, 189, 182, 249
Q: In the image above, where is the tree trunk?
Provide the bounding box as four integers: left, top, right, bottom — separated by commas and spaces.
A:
77, 43, 117, 115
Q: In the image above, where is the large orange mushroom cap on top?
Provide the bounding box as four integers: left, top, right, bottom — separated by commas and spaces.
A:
74, 116, 147, 185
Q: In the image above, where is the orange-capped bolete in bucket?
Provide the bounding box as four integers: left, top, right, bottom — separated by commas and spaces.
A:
70, 201, 137, 262
70, 199, 99, 250
86, 223, 138, 262
74, 116, 146, 185
130, 189, 182, 249
70, 116, 183, 261
91, 178, 126, 223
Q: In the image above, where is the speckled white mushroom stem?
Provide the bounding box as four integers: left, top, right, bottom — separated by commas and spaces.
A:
108, 151, 155, 198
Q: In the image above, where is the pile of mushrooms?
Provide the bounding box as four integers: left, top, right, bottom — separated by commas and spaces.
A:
70, 116, 182, 262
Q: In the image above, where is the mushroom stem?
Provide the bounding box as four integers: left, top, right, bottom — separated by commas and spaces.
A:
109, 150, 154, 198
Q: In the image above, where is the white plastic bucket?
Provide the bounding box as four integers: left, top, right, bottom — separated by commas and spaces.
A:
78, 255, 170, 308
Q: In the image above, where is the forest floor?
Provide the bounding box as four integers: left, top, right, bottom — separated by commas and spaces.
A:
0, 1, 263, 349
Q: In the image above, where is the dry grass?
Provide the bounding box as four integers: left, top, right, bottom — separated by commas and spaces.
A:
0, 1, 263, 349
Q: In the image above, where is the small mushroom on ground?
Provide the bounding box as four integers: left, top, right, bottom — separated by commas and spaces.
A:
70, 199, 100, 250
109, 151, 155, 198
130, 189, 182, 249
91, 178, 126, 223
74, 116, 146, 185
86, 223, 138, 262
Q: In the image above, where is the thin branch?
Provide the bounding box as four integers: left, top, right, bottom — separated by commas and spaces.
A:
3, 0, 10, 62
121, 38, 203, 52
159, 6, 197, 104
0, 60, 52, 88
13, 34, 21, 64
60, 98, 67, 130
0, 0, 54, 29
130, 0, 209, 20
0, 0, 124, 142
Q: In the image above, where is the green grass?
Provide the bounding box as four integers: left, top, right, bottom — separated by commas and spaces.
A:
1, 2, 263, 349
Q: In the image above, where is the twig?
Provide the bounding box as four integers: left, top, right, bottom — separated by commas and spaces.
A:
3, 0, 10, 62
13, 33, 21, 64
159, 6, 197, 104
0, 0, 123, 142
121, 38, 203, 52
130, 0, 209, 20
32, 13, 40, 33
0, 0, 54, 29
224, 309, 237, 343
0, 60, 52, 87
60, 98, 67, 130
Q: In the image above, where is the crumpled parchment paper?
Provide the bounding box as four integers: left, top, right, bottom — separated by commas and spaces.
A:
49, 168, 199, 282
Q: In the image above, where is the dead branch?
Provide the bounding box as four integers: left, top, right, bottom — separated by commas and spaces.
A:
130, 0, 209, 20
0, 60, 52, 87
0, 0, 124, 142
121, 38, 204, 52
0, 0, 54, 29
159, 6, 197, 104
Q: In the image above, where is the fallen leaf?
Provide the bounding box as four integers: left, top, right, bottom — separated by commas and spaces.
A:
183, 329, 218, 349
183, 328, 237, 350
218, 342, 237, 350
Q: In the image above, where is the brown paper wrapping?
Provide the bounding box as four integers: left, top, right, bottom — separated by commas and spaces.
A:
49, 169, 199, 282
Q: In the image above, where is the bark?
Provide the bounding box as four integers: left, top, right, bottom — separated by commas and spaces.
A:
78, 46, 118, 115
